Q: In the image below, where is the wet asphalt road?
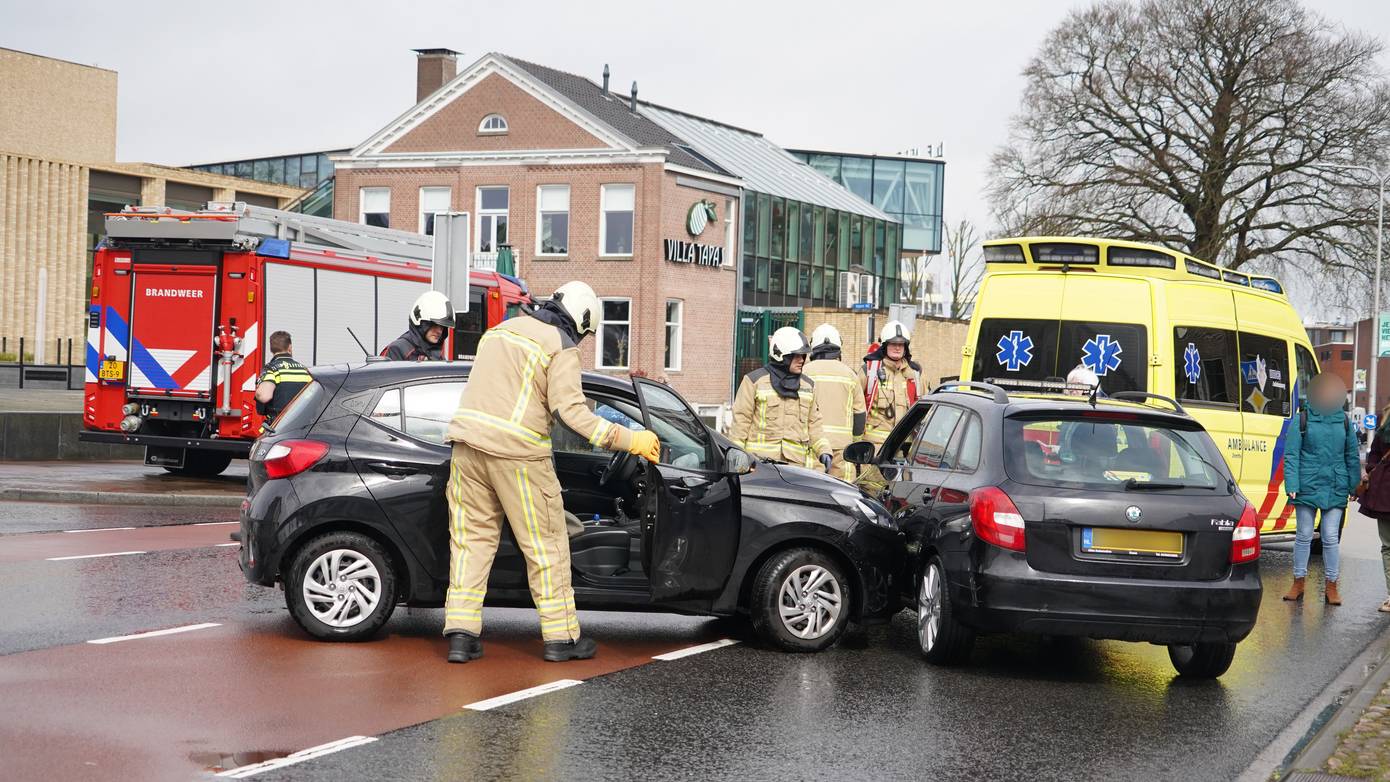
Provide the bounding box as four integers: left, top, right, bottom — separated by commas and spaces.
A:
2, 495, 1390, 781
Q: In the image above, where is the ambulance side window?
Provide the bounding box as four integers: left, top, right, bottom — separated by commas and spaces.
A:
1294, 345, 1317, 402
1237, 332, 1291, 417
1173, 327, 1239, 407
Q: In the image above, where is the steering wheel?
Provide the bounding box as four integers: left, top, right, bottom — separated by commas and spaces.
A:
599, 450, 636, 487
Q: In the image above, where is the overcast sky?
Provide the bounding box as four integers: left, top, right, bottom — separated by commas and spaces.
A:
3, 0, 1388, 239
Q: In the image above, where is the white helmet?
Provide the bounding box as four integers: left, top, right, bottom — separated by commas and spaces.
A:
769, 326, 811, 364
552, 280, 599, 336
879, 320, 911, 345
1066, 363, 1099, 395
410, 290, 456, 330
810, 323, 842, 350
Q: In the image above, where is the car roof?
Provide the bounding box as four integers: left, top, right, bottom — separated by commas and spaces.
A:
311, 360, 639, 396
925, 388, 1197, 426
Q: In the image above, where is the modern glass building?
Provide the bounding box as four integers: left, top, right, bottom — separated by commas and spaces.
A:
788, 151, 944, 254
186, 149, 348, 215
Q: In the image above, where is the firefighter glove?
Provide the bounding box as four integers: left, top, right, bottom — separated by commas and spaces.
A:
819, 453, 834, 472
628, 430, 662, 463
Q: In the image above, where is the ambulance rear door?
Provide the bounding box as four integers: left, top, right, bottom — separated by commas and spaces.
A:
126, 250, 219, 399
1056, 273, 1153, 395
967, 272, 1066, 385
1165, 283, 1245, 492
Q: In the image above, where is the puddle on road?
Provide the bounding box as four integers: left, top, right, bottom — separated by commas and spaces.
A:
189, 749, 290, 773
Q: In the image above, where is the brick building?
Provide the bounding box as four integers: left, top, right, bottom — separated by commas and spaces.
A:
331, 50, 897, 412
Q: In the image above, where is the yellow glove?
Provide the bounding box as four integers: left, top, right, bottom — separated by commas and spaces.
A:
628, 430, 662, 463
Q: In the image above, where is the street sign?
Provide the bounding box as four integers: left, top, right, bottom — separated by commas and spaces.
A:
1356, 368, 1368, 392
431, 212, 472, 313
851, 302, 875, 312
1379, 313, 1390, 357
1366, 413, 1380, 430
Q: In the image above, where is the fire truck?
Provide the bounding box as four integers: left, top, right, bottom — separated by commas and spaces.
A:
80, 202, 530, 476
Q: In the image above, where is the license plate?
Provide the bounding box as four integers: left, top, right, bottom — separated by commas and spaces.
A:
1081, 527, 1183, 559
98, 360, 125, 381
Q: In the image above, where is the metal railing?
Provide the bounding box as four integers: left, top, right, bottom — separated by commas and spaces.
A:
0, 337, 83, 390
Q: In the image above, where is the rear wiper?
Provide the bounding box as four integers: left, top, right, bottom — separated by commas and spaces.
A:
1123, 479, 1209, 491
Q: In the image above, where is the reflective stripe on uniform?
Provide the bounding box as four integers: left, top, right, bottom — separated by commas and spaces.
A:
456, 409, 552, 445
510, 353, 542, 423
514, 466, 552, 599
589, 418, 613, 447
481, 329, 552, 366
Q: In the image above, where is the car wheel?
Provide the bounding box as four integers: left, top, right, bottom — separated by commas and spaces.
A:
164, 450, 232, 477
750, 548, 851, 653
285, 532, 397, 641
918, 555, 975, 665
1168, 641, 1237, 678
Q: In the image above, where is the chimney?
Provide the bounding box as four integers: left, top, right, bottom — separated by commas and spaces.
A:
630, 81, 638, 112
414, 48, 460, 102
602, 64, 610, 96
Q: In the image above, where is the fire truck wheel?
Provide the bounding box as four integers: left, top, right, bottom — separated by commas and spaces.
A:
164, 449, 233, 477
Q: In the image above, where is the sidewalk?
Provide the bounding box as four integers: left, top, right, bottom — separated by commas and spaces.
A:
1319, 679, 1390, 779
0, 460, 245, 506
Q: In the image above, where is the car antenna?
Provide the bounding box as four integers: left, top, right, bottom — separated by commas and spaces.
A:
1088, 383, 1099, 408
346, 326, 371, 358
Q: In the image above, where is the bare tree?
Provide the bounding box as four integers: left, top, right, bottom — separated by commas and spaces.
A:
943, 218, 984, 319
989, 0, 1390, 274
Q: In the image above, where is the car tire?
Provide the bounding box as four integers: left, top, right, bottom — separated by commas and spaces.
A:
164, 450, 233, 477
1167, 641, 1237, 678
749, 548, 852, 653
285, 532, 397, 641
918, 555, 975, 665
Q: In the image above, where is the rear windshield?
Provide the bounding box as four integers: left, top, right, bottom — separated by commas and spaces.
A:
1004, 415, 1229, 493
266, 381, 326, 434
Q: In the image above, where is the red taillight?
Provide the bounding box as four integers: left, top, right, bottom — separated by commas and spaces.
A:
1230, 502, 1260, 564
970, 486, 1026, 552
260, 439, 329, 480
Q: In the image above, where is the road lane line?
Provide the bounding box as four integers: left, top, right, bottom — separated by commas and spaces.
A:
215, 736, 378, 778
63, 527, 136, 533
215, 542, 239, 547
652, 638, 741, 661
87, 623, 222, 645
195, 521, 239, 526
463, 679, 583, 711
46, 550, 146, 561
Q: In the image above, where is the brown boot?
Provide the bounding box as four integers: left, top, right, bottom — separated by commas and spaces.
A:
1326, 580, 1342, 606
1283, 577, 1306, 602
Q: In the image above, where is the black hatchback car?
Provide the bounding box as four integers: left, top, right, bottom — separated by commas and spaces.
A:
238, 361, 903, 652
846, 382, 1261, 678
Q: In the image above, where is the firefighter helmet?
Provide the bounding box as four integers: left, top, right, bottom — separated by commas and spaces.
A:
553, 280, 600, 336
879, 320, 911, 345
1066, 363, 1099, 395
769, 327, 811, 364
810, 323, 842, 350
410, 290, 456, 331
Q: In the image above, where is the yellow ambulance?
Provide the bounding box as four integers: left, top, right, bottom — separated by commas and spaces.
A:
960, 236, 1317, 534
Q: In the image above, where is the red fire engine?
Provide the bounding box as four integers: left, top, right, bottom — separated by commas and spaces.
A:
80, 202, 529, 475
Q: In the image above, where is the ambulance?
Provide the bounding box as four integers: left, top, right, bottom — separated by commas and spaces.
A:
959, 236, 1316, 534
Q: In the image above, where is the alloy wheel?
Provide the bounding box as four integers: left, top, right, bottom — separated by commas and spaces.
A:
918, 564, 942, 653
778, 564, 843, 640
302, 549, 382, 628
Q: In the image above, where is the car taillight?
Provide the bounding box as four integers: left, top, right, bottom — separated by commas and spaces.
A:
970, 486, 1026, 552
1230, 502, 1260, 564
260, 439, 329, 480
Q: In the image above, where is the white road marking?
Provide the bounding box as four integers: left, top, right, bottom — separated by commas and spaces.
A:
194, 521, 239, 526
215, 542, 239, 547
463, 679, 583, 711
652, 638, 741, 661
87, 622, 221, 645
215, 736, 378, 778
46, 550, 146, 561
62, 526, 136, 533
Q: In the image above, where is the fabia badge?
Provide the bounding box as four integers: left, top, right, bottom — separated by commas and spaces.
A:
687, 199, 717, 236
1125, 505, 1143, 523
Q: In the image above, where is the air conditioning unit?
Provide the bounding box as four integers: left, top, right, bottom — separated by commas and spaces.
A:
838, 272, 877, 308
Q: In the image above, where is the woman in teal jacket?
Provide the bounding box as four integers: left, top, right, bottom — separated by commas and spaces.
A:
1283, 373, 1360, 605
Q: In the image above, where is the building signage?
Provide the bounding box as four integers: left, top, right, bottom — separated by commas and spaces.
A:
663, 239, 724, 267
1380, 312, 1390, 358
687, 199, 717, 236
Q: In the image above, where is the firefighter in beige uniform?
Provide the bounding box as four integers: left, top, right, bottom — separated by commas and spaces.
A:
441, 281, 661, 664
858, 320, 922, 447
804, 324, 866, 481
730, 327, 832, 471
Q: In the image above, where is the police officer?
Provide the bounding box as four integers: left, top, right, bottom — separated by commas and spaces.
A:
382, 290, 454, 361
254, 330, 311, 424
730, 327, 831, 470
441, 281, 661, 664
858, 320, 922, 446
804, 324, 866, 480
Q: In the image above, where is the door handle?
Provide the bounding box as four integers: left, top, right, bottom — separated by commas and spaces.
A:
668, 484, 692, 499
368, 461, 419, 478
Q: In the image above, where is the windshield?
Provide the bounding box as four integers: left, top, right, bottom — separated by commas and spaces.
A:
1004, 414, 1229, 493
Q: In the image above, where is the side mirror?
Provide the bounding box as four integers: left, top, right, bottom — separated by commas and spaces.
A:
844, 441, 877, 465
724, 447, 755, 475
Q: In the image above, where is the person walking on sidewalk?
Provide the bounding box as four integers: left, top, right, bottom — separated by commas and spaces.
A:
1357, 410, 1390, 612
1283, 372, 1360, 606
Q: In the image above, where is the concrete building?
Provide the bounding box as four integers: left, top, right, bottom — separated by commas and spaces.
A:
0, 48, 304, 362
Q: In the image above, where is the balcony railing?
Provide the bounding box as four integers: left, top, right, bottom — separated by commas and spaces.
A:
473, 245, 518, 275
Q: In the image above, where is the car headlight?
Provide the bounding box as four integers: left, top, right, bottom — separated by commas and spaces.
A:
832, 490, 896, 529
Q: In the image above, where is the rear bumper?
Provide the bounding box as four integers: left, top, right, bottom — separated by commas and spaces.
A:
954, 552, 1262, 645
80, 430, 251, 454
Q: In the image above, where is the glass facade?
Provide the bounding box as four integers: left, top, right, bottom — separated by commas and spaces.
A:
791, 151, 944, 253
740, 189, 898, 309
187, 150, 344, 190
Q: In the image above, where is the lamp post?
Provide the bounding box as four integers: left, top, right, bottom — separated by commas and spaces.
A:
1318, 164, 1388, 413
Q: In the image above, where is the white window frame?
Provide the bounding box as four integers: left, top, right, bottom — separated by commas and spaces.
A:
599, 183, 636, 258
664, 299, 683, 372
418, 186, 451, 236
478, 114, 508, 134
597, 297, 632, 370
723, 197, 737, 266
535, 184, 570, 257
476, 186, 509, 252
360, 187, 391, 227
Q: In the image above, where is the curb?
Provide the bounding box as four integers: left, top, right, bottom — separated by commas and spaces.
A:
0, 488, 242, 507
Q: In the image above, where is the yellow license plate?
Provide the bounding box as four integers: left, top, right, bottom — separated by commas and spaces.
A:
1083, 527, 1183, 558
98, 360, 125, 381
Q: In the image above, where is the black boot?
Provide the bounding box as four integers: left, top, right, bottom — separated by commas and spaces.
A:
543, 636, 597, 662
447, 632, 482, 663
